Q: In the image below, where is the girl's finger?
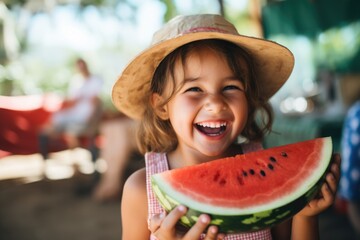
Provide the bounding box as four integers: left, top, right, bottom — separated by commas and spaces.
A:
160, 205, 187, 231
149, 212, 166, 233
184, 214, 211, 240
319, 182, 335, 207
326, 172, 338, 194
203, 225, 225, 240
332, 153, 341, 165
325, 154, 341, 192
331, 155, 341, 182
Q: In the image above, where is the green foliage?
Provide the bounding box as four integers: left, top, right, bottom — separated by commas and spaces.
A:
159, 0, 177, 21
314, 21, 360, 73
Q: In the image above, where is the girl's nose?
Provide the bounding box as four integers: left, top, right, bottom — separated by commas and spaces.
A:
204, 94, 227, 113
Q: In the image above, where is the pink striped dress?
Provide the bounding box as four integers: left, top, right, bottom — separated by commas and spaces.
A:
145, 142, 272, 240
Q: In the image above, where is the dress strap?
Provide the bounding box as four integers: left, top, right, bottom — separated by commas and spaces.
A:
145, 152, 169, 229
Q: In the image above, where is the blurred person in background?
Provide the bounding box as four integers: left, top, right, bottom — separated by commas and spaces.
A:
339, 96, 360, 239
92, 115, 139, 202
38, 58, 103, 170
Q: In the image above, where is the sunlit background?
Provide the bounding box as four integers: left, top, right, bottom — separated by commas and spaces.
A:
1, 0, 360, 180
1, 0, 359, 112
1, 0, 253, 107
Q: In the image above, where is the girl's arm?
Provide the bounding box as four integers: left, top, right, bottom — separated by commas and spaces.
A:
271, 219, 291, 240
121, 168, 150, 240
291, 215, 319, 240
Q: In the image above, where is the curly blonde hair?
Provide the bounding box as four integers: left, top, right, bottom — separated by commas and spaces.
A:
136, 39, 273, 154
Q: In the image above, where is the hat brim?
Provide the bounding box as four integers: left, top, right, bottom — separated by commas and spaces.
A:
112, 32, 294, 119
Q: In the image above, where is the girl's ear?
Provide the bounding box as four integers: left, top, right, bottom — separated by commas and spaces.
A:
151, 93, 169, 120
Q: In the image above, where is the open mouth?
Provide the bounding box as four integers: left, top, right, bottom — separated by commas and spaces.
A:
195, 121, 227, 136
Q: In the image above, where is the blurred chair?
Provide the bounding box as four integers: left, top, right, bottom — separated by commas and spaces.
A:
0, 94, 102, 166
38, 97, 103, 164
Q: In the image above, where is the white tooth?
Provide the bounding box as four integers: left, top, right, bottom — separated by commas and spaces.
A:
199, 122, 208, 127
198, 122, 227, 128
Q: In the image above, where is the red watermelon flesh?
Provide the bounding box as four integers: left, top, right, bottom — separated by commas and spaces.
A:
151, 137, 333, 232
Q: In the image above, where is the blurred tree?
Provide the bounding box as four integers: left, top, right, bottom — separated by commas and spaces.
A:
0, 0, 226, 96
0, 0, 135, 95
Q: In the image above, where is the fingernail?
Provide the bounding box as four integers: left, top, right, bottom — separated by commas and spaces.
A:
200, 215, 209, 224
178, 205, 186, 212
210, 226, 217, 234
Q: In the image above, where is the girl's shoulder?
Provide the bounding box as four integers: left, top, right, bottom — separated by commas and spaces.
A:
121, 167, 150, 239
122, 168, 148, 219
123, 167, 147, 194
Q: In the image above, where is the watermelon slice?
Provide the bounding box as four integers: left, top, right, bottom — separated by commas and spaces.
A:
151, 137, 333, 233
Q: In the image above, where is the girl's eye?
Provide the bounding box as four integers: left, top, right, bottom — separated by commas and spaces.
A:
223, 85, 243, 91
185, 87, 202, 92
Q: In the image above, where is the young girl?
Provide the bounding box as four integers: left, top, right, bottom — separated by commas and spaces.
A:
112, 14, 341, 240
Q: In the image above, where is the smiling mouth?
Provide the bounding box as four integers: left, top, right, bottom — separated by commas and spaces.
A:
195, 121, 227, 136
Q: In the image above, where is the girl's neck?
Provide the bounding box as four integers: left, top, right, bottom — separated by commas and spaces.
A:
167, 143, 242, 170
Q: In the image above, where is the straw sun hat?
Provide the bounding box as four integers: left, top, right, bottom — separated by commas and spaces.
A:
112, 14, 294, 119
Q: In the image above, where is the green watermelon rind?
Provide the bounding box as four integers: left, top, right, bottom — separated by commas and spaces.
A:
151, 137, 333, 233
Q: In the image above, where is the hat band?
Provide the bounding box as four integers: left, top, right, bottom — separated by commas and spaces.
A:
183, 27, 231, 34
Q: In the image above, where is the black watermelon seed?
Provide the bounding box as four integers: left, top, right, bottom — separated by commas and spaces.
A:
260, 170, 266, 177
213, 171, 220, 181
219, 178, 226, 185
242, 171, 248, 177
270, 157, 277, 162
237, 176, 244, 185
249, 169, 255, 175
281, 152, 288, 157
268, 164, 274, 170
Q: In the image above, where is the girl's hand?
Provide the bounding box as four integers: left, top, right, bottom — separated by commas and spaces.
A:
296, 153, 341, 217
149, 205, 225, 240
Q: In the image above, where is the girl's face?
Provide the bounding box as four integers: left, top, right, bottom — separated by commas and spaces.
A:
156, 47, 248, 161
